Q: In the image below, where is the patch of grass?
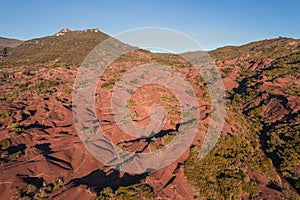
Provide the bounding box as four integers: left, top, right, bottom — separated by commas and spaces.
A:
4, 30, 109, 67
96, 184, 154, 200
266, 122, 300, 192
185, 132, 277, 199
16, 178, 64, 199
221, 67, 233, 77
0, 110, 10, 120
61, 88, 73, 94
101, 79, 115, 89
0, 150, 24, 165
0, 138, 11, 149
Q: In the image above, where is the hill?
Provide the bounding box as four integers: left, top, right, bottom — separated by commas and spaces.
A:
3, 28, 109, 67
185, 37, 300, 199
0, 36, 23, 48
0, 30, 299, 199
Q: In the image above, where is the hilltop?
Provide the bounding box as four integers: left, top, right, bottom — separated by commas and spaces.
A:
0, 30, 299, 199
2, 28, 109, 67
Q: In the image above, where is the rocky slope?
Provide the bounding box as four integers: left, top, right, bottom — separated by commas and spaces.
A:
0, 30, 299, 199
186, 38, 300, 199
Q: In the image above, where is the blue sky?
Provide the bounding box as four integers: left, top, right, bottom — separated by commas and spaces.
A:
1, 0, 299, 50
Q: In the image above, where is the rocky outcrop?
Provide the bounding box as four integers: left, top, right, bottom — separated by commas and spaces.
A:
54, 28, 71, 36
54, 28, 100, 36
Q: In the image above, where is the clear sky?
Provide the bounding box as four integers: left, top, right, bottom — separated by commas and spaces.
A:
1, 0, 299, 50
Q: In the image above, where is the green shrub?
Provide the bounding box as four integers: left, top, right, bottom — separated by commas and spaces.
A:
0, 138, 11, 149
184, 132, 278, 199
96, 184, 153, 200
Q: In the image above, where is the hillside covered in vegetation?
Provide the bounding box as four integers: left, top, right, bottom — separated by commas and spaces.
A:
0, 29, 299, 199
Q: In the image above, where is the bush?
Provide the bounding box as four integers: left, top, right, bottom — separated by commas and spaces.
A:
0, 138, 11, 149
184, 131, 278, 199
97, 184, 154, 200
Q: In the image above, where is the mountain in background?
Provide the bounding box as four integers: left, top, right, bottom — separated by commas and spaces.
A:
0, 36, 23, 48
0, 29, 299, 199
